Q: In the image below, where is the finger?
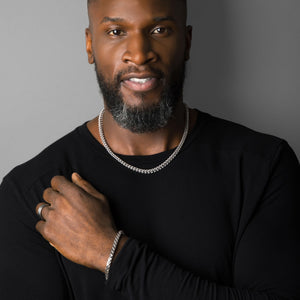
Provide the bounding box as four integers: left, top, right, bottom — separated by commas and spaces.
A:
35, 221, 52, 244
71, 172, 106, 200
43, 187, 60, 206
51, 175, 78, 198
35, 220, 46, 236
50, 175, 68, 192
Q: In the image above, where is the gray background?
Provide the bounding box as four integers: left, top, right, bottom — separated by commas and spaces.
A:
0, 0, 299, 181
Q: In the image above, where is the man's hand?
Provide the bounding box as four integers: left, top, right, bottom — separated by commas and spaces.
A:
35, 173, 127, 272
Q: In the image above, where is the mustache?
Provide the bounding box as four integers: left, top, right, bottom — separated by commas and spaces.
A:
115, 66, 165, 83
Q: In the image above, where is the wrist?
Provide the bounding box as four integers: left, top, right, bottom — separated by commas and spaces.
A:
95, 233, 129, 273
104, 231, 127, 280
113, 235, 129, 262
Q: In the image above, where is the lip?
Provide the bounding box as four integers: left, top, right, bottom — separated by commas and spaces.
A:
120, 72, 162, 92
122, 77, 160, 92
120, 72, 161, 82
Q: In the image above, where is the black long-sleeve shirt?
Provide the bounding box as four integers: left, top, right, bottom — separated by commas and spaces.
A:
1, 110, 299, 299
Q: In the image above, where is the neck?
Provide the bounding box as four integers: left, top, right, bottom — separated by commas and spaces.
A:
87, 102, 198, 156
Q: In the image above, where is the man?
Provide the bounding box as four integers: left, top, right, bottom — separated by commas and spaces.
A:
0, 0, 299, 299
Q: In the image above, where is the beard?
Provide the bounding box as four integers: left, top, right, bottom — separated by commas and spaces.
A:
94, 61, 186, 134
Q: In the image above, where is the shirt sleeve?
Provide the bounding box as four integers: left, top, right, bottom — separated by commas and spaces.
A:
106, 141, 300, 300
0, 176, 71, 300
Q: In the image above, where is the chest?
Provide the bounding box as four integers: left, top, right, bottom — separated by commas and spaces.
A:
60, 153, 248, 299
100, 162, 242, 282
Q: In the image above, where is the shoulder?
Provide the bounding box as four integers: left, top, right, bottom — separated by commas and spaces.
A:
195, 110, 291, 163
3, 123, 88, 193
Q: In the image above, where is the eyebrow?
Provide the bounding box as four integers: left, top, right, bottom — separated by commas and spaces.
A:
153, 16, 176, 23
100, 17, 125, 24
99, 16, 176, 24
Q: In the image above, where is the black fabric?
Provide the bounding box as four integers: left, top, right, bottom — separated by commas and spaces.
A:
1, 110, 299, 300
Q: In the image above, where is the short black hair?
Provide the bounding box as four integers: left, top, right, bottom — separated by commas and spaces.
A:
88, 0, 186, 6
87, 0, 188, 25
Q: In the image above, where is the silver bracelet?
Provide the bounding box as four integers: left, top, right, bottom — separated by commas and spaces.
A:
105, 230, 124, 281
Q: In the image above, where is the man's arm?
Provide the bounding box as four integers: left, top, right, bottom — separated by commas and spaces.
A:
0, 177, 71, 299
106, 141, 300, 299
35, 141, 300, 299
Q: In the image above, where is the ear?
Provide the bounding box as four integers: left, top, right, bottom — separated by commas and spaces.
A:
184, 25, 193, 61
85, 27, 95, 64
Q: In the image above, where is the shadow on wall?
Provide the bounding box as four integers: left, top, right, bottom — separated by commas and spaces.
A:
185, 1, 235, 117
185, 1, 300, 160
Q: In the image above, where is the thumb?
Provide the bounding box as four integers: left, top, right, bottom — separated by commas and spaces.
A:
71, 172, 105, 200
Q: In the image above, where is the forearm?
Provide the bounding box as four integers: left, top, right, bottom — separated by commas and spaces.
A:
106, 239, 286, 300
106, 141, 300, 300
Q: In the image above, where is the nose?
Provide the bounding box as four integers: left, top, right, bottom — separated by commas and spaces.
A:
122, 33, 158, 65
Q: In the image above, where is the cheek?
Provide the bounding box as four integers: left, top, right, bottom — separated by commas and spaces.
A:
94, 40, 125, 79
156, 35, 186, 68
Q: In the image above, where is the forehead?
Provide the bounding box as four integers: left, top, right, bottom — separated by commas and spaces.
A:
88, 0, 186, 27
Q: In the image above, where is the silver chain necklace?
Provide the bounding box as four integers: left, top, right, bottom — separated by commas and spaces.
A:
98, 104, 189, 174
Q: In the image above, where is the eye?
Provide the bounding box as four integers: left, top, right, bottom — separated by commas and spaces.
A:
107, 29, 125, 36
152, 27, 168, 35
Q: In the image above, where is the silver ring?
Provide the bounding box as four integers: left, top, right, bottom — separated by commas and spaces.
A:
37, 203, 49, 221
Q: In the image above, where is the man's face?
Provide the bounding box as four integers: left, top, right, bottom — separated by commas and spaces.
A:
86, 0, 192, 133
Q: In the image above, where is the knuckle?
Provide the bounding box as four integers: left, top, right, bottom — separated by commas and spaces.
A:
51, 175, 63, 189
51, 176, 59, 187
35, 220, 42, 232
42, 187, 52, 201
41, 206, 49, 219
